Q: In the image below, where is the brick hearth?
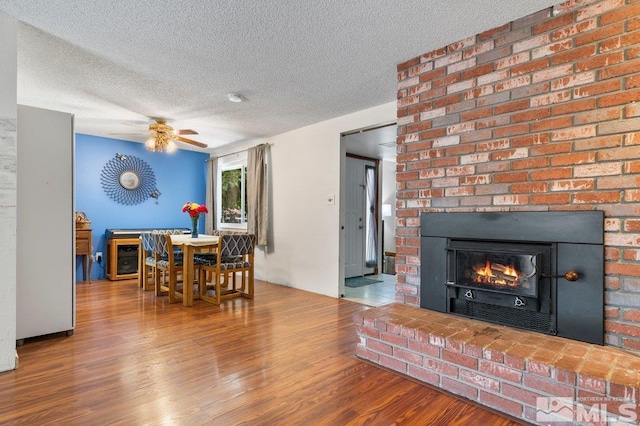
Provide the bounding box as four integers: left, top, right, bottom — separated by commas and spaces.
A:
355, 304, 640, 424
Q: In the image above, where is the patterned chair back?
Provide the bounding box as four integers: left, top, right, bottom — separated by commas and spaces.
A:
193, 230, 245, 266
151, 229, 186, 257
221, 234, 256, 258
141, 232, 154, 252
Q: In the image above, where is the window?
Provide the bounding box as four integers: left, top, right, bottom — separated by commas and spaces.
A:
221, 166, 246, 224
217, 152, 247, 229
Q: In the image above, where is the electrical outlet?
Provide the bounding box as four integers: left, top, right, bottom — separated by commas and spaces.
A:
96, 252, 103, 263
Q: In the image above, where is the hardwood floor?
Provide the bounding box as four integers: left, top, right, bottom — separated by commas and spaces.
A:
1, 279, 526, 425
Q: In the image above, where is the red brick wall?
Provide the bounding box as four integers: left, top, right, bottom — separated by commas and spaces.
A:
395, 0, 640, 351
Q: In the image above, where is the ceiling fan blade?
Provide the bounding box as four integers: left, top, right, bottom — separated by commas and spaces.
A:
177, 129, 198, 135
175, 135, 207, 148
108, 132, 146, 136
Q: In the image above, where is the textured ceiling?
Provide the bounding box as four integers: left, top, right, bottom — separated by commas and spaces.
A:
0, 0, 557, 153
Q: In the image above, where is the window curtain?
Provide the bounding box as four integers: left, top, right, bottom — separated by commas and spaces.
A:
364, 165, 378, 267
205, 157, 217, 234
247, 144, 269, 245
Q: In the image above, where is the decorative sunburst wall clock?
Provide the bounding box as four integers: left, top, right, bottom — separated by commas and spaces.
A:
100, 153, 158, 205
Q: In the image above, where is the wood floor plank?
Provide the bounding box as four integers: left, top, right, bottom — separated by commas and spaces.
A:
0, 279, 527, 425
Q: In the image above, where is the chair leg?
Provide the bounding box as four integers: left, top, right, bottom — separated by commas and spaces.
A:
199, 269, 206, 299
201, 268, 212, 304
199, 267, 222, 305
247, 267, 254, 299
210, 270, 227, 305
215, 274, 222, 305
138, 251, 144, 289
155, 267, 163, 296
168, 270, 177, 303
143, 265, 154, 291
141, 265, 147, 290
237, 271, 246, 292
148, 267, 155, 291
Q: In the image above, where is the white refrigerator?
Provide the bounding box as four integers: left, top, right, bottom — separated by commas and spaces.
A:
16, 105, 75, 342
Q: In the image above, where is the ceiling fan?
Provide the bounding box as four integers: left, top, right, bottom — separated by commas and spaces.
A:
110, 119, 207, 152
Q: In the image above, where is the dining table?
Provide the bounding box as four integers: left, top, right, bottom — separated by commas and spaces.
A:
170, 234, 219, 306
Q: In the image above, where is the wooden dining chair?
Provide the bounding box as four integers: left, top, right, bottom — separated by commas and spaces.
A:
151, 229, 186, 297
194, 229, 245, 282
198, 233, 256, 305
139, 232, 156, 291
163, 233, 206, 304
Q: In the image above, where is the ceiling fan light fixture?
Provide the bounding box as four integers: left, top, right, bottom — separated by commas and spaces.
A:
143, 128, 179, 153
116, 119, 206, 152
228, 93, 243, 103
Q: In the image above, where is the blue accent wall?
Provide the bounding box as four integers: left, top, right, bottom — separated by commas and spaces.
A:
75, 134, 209, 280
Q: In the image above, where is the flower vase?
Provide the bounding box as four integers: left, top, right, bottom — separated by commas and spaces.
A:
191, 216, 199, 238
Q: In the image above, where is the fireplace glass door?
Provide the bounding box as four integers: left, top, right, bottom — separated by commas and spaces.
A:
452, 249, 539, 297
445, 240, 553, 299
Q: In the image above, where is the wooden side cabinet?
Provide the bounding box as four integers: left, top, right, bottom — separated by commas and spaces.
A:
106, 238, 140, 280
76, 228, 93, 283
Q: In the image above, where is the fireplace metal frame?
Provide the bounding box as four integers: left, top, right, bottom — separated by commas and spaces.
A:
420, 211, 604, 345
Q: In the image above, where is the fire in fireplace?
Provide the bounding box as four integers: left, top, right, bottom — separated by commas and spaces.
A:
420, 211, 604, 345
468, 258, 526, 288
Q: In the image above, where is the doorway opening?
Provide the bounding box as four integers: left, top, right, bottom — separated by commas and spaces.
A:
340, 122, 396, 306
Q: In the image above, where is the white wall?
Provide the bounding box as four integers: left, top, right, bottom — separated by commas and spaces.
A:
246, 101, 396, 297
0, 14, 17, 372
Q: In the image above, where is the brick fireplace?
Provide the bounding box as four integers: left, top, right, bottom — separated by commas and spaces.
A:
355, 0, 640, 423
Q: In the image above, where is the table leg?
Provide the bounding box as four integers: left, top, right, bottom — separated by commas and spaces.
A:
183, 245, 194, 307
